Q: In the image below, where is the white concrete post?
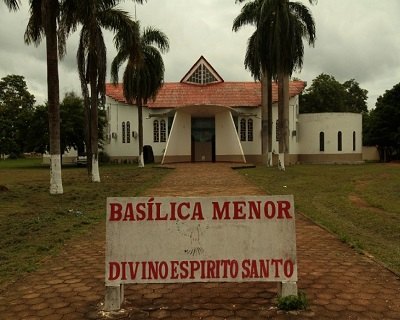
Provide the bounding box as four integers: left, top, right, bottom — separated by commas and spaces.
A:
104, 284, 124, 311
277, 281, 298, 297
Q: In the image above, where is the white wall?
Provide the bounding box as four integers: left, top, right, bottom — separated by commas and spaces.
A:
298, 113, 362, 154
163, 110, 191, 158
215, 111, 245, 159
104, 97, 169, 160
236, 107, 261, 156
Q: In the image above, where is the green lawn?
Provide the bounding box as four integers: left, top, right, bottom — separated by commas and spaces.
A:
0, 160, 169, 287
240, 163, 400, 274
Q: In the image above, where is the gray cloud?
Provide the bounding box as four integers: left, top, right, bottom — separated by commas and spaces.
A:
1, 0, 399, 108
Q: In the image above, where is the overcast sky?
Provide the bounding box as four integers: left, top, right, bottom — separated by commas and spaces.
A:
0, 0, 399, 109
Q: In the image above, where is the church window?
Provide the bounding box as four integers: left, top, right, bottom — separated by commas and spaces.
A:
187, 64, 218, 84
353, 131, 356, 151
126, 121, 131, 143
122, 122, 126, 144
160, 120, 167, 142
338, 131, 342, 151
240, 119, 246, 141
319, 132, 325, 152
247, 119, 253, 142
239, 118, 254, 142
153, 120, 159, 142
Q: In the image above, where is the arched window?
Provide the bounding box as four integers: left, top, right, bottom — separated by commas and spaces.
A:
122, 122, 126, 144
319, 132, 325, 152
247, 119, 253, 142
153, 120, 159, 142
240, 119, 246, 141
126, 121, 131, 143
353, 131, 356, 151
160, 120, 166, 142
338, 131, 342, 151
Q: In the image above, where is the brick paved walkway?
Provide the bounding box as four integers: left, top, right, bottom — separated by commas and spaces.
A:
0, 163, 399, 319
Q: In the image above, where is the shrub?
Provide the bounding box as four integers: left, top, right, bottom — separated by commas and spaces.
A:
277, 292, 308, 311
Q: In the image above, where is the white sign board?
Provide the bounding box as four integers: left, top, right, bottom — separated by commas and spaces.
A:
106, 196, 297, 285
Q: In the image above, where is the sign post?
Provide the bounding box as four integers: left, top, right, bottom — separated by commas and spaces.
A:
105, 195, 297, 311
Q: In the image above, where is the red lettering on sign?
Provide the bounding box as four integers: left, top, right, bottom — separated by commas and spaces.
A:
109, 203, 123, 221
212, 200, 292, 220
108, 262, 120, 280
284, 260, 294, 277
233, 201, 246, 219
212, 201, 230, 220
170, 261, 179, 280
277, 201, 292, 219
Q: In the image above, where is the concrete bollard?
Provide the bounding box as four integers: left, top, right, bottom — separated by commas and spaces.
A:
104, 285, 124, 311
277, 281, 298, 297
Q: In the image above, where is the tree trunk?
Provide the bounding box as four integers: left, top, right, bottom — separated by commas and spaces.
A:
84, 95, 92, 176
46, 0, 63, 194
261, 73, 268, 165
138, 101, 144, 167
90, 65, 100, 182
267, 76, 273, 167
278, 73, 289, 171
283, 74, 290, 166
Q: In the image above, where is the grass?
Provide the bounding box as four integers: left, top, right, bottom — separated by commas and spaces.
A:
0, 159, 169, 287
240, 163, 400, 274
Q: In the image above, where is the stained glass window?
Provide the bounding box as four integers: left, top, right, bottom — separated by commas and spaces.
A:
160, 120, 166, 142
240, 119, 246, 141
126, 121, 131, 143
187, 64, 218, 84
153, 120, 159, 142
247, 119, 253, 142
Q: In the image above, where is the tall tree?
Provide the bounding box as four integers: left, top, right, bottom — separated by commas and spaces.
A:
343, 79, 368, 114
234, 0, 316, 170
300, 74, 368, 114
364, 83, 400, 162
60, 0, 142, 181
3, 0, 63, 192
2, 0, 20, 11
23, 0, 64, 194
111, 21, 169, 167
0, 75, 35, 155
233, 3, 273, 166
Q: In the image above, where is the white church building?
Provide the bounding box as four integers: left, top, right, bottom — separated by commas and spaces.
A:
104, 56, 363, 165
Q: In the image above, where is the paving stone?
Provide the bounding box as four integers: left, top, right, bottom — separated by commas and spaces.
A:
192, 309, 213, 318
150, 309, 171, 319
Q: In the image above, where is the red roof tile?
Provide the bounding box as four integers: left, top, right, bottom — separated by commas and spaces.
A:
105, 81, 306, 109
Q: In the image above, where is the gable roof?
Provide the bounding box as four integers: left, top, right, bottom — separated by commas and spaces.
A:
106, 81, 306, 109
105, 56, 306, 109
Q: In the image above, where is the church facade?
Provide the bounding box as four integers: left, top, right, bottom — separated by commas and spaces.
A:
104, 56, 363, 165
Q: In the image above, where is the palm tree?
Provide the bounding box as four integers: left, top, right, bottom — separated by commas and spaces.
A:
233, 0, 316, 170
259, 0, 316, 170
60, 0, 141, 182
233, 1, 273, 166
3, 0, 20, 11
23, 0, 64, 194
111, 21, 169, 167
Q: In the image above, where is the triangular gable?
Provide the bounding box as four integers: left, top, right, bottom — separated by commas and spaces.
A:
180, 56, 224, 85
